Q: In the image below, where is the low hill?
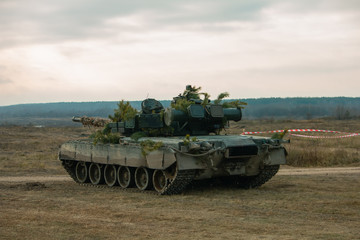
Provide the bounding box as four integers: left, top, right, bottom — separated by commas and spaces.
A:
0, 97, 359, 126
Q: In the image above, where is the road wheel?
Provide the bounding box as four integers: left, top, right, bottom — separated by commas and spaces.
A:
117, 166, 134, 188
104, 165, 118, 187
135, 167, 153, 191
75, 161, 89, 183
153, 170, 168, 193
89, 163, 104, 185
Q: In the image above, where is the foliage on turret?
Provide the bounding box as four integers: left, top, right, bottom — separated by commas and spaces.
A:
90, 85, 247, 144
91, 124, 120, 144
171, 85, 247, 112
92, 100, 138, 144
109, 100, 138, 122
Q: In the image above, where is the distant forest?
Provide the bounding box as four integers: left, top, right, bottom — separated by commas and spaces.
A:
0, 97, 359, 126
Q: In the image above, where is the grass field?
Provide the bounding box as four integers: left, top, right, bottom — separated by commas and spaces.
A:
230, 119, 360, 167
0, 126, 88, 175
0, 119, 359, 239
1, 171, 359, 239
0, 119, 359, 175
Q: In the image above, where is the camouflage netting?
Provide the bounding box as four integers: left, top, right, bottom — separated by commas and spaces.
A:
92, 100, 139, 144
77, 116, 111, 128
109, 100, 138, 122
171, 85, 247, 112
91, 85, 247, 144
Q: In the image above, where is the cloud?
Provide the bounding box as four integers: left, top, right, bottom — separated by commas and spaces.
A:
0, 65, 12, 84
0, 0, 359, 105
1, 0, 360, 49
0, 0, 276, 48
0, 77, 12, 84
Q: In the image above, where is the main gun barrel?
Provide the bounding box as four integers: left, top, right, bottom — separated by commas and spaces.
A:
72, 116, 110, 127
72, 116, 82, 123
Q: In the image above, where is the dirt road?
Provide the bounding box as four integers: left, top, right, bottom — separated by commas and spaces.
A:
277, 166, 360, 175
1, 166, 359, 183
1, 167, 359, 240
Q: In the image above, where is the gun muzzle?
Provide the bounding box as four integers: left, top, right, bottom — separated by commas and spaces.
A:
72, 116, 82, 123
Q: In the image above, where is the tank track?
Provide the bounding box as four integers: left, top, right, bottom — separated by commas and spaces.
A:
161, 169, 195, 195
61, 160, 195, 195
233, 165, 280, 189
61, 160, 79, 183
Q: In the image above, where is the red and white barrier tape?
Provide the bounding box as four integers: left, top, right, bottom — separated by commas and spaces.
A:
288, 133, 358, 139
242, 129, 360, 139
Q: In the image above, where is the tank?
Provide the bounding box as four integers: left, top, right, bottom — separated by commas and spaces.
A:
59, 86, 288, 195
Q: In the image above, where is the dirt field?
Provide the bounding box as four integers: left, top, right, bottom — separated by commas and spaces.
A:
0, 122, 359, 239
1, 168, 359, 240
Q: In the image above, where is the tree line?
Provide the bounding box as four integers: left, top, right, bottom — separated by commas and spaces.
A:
0, 97, 359, 126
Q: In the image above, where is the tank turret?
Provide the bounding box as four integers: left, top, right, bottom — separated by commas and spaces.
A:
108, 97, 242, 136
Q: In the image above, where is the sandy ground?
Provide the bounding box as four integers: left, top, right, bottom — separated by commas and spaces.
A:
277, 166, 360, 175
1, 166, 359, 183
1, 167, 359, 240
1, 123, 359, 239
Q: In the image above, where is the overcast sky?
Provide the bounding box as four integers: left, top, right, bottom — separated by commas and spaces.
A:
0, 0, 359, 106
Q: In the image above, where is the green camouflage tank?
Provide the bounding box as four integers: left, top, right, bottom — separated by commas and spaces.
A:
59, 86, 287, 195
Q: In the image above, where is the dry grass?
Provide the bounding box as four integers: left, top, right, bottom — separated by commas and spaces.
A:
0, 120, 360, 175
0, 121, 359, 239
0, 173, 359, 240
229, 119, 360, 167
0, 119, 359, 177
0, 126, 90, 175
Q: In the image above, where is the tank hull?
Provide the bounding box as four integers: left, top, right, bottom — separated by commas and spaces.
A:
59, 135, 286, 194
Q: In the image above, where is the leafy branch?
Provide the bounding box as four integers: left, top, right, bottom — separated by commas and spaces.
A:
109, 100, 138, 122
